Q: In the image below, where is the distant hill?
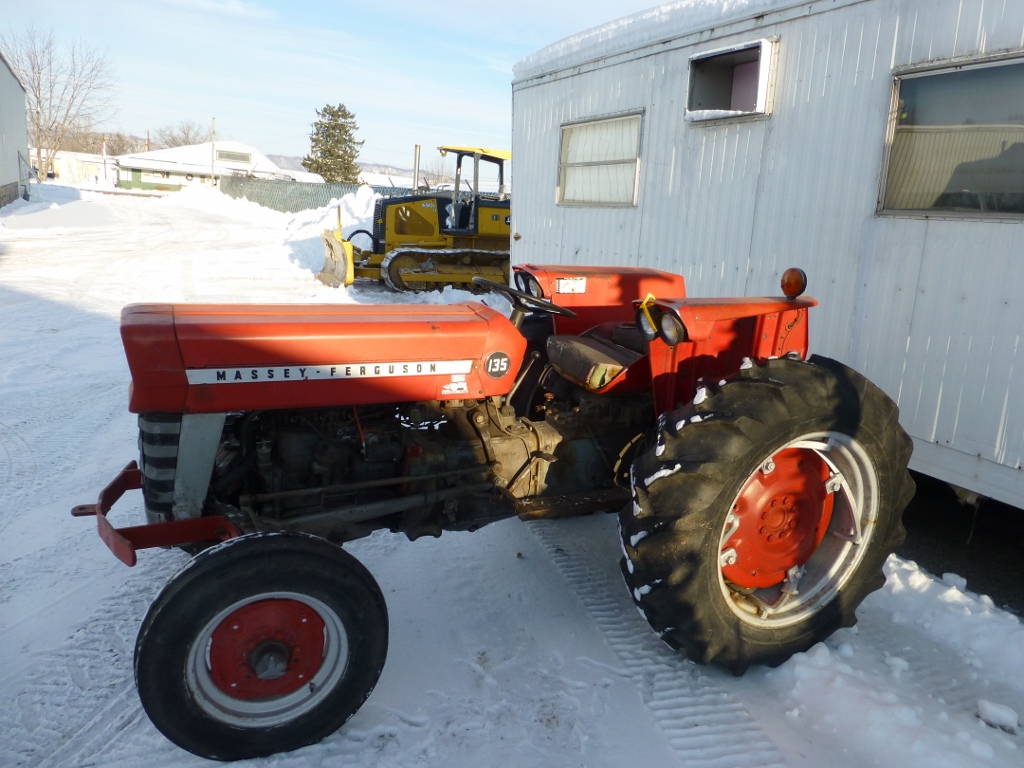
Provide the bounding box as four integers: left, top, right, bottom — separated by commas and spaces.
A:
359, 161, 413, 177
265, 155, 414, 178
266, 155, 306, 172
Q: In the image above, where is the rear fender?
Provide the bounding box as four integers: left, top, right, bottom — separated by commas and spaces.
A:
637, 295, 817, 415
513, 264, 686, 336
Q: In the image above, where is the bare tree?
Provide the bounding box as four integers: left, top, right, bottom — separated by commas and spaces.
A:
421, 157, 453, 190
61, 125, 144, 155
0, 26, 115, 179
153, 120, 211, 149
104, 131, 145, 156
59, 124, 101, 153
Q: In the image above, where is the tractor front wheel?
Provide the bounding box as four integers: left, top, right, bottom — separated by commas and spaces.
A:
134, 532, 388, 760
619, 355, 914, 673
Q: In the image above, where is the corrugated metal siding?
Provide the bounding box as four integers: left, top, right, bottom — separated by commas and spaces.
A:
641, 65, 764, 297
744, 3, 912, 361
846, 215, 926, 398
512, 0, 1024, 505
901, 219, 1024, 469
0, 58, 28, 186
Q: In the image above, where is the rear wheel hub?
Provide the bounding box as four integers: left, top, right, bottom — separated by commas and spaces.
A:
723, 447, 834, 589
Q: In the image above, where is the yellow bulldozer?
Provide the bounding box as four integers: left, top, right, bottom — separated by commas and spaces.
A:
319, 146, 511, 291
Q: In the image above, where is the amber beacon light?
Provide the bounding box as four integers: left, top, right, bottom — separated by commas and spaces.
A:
781, 267, 808, 299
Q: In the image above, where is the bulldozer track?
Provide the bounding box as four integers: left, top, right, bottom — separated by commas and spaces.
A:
527, 517, 790, 768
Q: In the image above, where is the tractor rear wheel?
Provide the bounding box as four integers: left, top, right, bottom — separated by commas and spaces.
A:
135, 532, 388, 760
619, 355, 914, 673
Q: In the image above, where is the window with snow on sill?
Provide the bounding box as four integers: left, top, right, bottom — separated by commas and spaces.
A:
685, 38, 777, 123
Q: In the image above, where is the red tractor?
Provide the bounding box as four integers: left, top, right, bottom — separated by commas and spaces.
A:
74, 264, 913, 760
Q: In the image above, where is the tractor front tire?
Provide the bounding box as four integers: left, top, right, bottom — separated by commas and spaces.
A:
135, 532, 388, 760
619, 355, 914, 673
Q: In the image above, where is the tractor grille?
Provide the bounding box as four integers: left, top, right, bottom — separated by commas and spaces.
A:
138, 413, 180, 523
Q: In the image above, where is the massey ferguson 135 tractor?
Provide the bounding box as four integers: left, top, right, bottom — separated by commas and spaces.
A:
74, 264, 913, 760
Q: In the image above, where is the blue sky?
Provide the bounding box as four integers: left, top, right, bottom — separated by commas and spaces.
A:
4, 0, 661, 166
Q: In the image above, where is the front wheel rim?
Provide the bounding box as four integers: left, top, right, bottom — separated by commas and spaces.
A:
186, 591, 350, 728
718, 432, 879, 628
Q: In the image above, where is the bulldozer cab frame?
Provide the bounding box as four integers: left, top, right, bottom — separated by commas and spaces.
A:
440, 145, 510, 234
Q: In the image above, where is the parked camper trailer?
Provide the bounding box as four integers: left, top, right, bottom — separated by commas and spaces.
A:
510, 0, 1024, 509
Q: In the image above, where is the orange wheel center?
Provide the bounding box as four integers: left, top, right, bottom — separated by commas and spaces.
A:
722, 447, 834, 589
209, 598, 326, 700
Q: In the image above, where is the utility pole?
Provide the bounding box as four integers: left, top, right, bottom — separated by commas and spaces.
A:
210, 117, 216, 186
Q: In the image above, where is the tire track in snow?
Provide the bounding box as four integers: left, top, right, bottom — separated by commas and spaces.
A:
0, 379, 129, 537
0, 551, 182, 768
32, 684, 142, 768
0, 422, 37, 516
528, 518, 790, 768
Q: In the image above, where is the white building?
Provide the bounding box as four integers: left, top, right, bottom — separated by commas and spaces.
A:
117, 140, 321, 191
511, 0, 1024, 507
28, 147, 116, 185
0, 50, 29, 206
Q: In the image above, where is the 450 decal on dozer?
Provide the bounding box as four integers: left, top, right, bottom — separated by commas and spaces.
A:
74, 264, 913, 760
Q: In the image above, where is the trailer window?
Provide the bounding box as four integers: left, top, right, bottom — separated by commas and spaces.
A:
881, 58, 1024, 214
557, 114, 642, 206
216, 150, 252, 164
685, 39, 777, 122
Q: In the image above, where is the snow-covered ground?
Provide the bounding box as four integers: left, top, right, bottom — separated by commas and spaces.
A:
1, 181, 1022, 768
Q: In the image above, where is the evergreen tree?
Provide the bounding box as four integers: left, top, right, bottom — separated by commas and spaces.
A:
302, 104, 363, 183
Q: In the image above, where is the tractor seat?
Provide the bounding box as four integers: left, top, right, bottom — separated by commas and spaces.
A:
546, 329, 644, 391
608, 322, 648, 354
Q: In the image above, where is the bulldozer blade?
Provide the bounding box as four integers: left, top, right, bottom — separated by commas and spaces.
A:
318, 229, 356, 288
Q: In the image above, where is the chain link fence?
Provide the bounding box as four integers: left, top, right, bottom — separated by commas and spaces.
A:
219, 175, 414, 213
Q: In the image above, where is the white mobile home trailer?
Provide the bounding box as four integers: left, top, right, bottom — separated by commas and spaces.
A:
511, 0, 1024, 508
0, 51, 29, 207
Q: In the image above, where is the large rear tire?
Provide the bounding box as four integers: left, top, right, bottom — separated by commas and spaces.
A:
619, 355, 914, 673
135, 532, 388, 760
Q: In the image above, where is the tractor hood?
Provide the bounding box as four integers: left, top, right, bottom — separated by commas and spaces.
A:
121, 301, 526, 414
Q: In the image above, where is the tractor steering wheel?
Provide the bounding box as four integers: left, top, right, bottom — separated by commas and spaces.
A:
472, 276, 577, 319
